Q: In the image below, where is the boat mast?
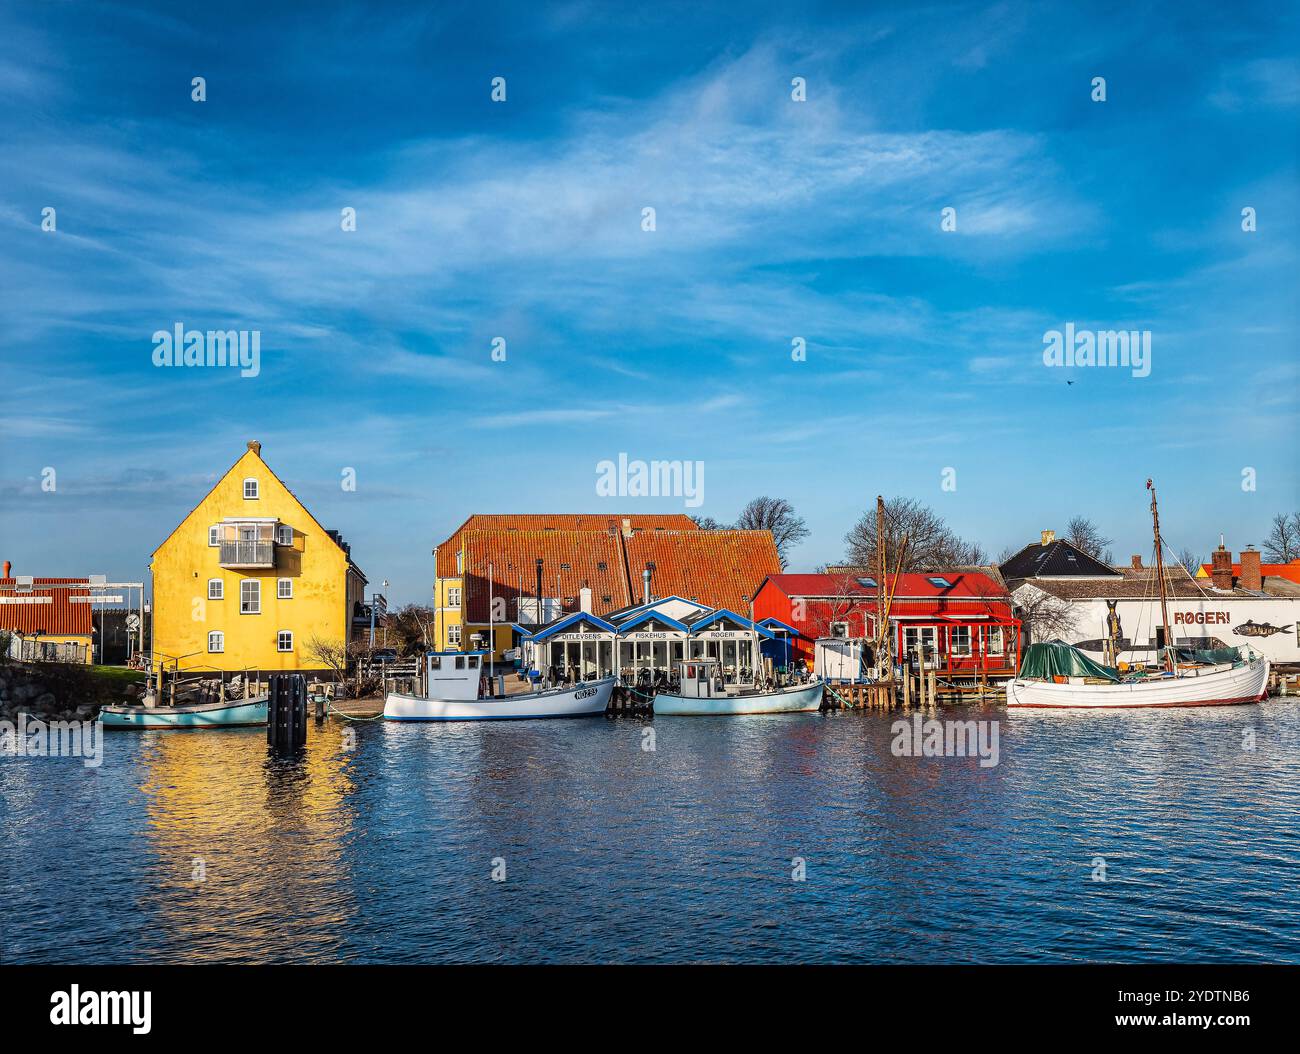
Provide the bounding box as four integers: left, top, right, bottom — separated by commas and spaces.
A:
875, 496, 887, 677
1147, 479, 1176, 675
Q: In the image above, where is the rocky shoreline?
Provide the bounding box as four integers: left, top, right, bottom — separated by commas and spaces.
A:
0, 662, 140, 724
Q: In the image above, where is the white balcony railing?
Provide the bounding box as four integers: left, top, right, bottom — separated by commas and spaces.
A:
219, 540, 275, 568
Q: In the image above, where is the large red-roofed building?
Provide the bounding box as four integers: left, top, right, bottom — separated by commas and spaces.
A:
753, 570, 1020, 677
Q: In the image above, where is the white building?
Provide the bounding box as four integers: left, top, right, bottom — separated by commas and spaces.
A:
1003, 534, 1300, 669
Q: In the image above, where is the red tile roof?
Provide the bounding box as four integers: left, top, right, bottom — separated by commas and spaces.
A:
450, 523, 781, 622
1198, 560, 1300, 584
0, 578, 92, 635
436, 513, 698, 577
763, 571, 1009, 601
461, 530, 632, 623
623, 530, 781, 612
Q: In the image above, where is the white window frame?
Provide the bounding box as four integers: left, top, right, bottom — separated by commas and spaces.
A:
986, 626, 1004, 656
275, 524, 292, 546
447, 624, 462, 646
277, 578, 293, 599
242, 478, 259, 500
240, 579, 261, 614
208, 578, 224, 600
277, 630, 293, 652
447, 586, 462, 609
208, 525, 220, 547
950, 625, 972, 657
208, 631, 224, 653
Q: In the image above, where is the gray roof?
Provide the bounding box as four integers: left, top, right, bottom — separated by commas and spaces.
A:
1013, 565, 1300, 601
999, 539, 1120, 580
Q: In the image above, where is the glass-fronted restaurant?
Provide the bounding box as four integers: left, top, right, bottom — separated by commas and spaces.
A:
521, 599, 772, 685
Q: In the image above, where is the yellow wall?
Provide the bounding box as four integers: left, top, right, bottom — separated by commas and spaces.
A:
151, 446, 360, 673
432, 575, 512, 658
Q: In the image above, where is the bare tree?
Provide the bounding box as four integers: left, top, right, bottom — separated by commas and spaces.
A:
1176, 548, 1204, 577
1064, 516, 1114, 561
735, 496, 809, 569
1012, 586, 1079, 644
689, 515, 730, 530
1263, 512, 1300, 562
843, 496, 985, 571
386, 604, 436, 655
305, 635, 349, 685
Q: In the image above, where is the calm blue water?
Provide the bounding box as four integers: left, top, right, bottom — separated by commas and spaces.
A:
3, 701, 1299, 964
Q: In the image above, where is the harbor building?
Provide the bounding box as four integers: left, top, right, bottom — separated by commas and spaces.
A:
150, 441, 368, 675
430, 514, 780, 662
0, 562, 94, 663
520, 595, 771, 687
752, 570, 1020, 679
1003, 532, 1300, 670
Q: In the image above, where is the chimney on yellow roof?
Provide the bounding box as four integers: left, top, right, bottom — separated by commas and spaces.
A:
247, 440, 262, 455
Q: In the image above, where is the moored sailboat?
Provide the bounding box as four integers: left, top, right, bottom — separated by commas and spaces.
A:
1006, 480, 1271, 709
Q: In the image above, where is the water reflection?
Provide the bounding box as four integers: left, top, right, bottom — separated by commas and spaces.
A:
2, 702, 1298, 963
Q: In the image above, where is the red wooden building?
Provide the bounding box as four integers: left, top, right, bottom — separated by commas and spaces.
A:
752, 570, 1021, 679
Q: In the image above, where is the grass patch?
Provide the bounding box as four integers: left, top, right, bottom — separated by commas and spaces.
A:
90, 665, 147, 686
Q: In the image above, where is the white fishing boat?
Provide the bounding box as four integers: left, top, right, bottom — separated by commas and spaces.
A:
383, 650, 615, 721
653, 658, 825, 715
1007, 480, 1272, 710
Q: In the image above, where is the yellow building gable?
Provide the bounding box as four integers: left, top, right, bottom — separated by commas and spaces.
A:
150, 441, 366, 674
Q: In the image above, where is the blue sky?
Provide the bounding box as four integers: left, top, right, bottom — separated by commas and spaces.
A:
2, 0, 1297, 603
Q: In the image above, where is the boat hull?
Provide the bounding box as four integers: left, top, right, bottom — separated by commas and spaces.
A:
1005, 657, 1270, 709
100, 697, 269, 729
383, 676, 616, 721
654, 679, 825, 716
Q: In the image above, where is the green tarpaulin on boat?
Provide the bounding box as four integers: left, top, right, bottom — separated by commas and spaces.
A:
1175, 646, 1242, 665
1019, 641, 1120, 682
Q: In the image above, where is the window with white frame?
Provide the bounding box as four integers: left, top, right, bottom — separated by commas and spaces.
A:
208, 525, 220, 546
950, 625, 972, 657
986, 626, 1004, 656
208, 579, 224, 600
447, 624, 462, 646
447, 586, 462, 608
277, 578, 293, 599
277, 630, 293, 652
276, 524, 292, 545
240, 579, 261, 614
242, 478, 259, 499
208, 631, 224, 653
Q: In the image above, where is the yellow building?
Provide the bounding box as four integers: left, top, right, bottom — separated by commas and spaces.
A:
150, 441, 367, 674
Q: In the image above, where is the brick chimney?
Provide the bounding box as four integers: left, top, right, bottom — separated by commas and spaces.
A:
247, 440, 262, 455
2, 560, 9, 579
1130, 555, 1143, 570
1240, 547, 1263, 591
1040, 529, 1055, 546
1210, 542, 1233, 590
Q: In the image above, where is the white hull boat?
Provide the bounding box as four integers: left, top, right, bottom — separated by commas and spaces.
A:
654, 658, 824, 715
1007, 480, 1276, 710
384, 651, 615, 721
1006, 652, 1269, 709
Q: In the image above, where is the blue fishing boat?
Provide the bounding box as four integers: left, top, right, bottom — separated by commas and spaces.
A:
99, 696, 268, 729
653, 659, 825, 715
